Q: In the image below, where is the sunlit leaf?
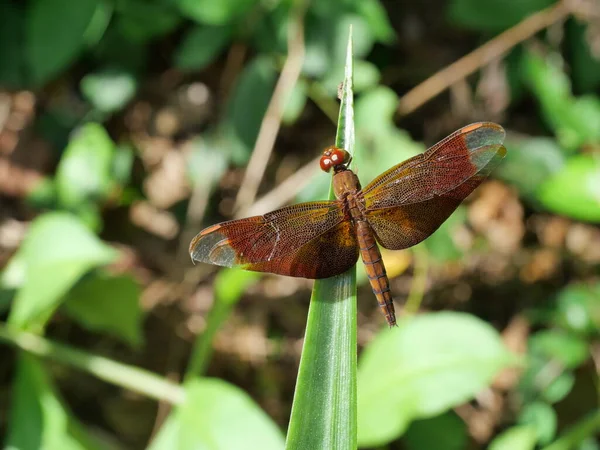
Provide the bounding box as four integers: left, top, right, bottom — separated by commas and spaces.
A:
357, 312, 514, 446
518, 401, 557, 445
8, 212, 117, 331
81, 69, 137, 113
536, 155, 600, 222
149, 378, 285, 450
553, 283, 600, 335
488, 425, 538, 450
56, 123, 116, 209
63, 273, 143, 347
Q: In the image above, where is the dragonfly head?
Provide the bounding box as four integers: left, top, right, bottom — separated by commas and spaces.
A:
320, 146, 351, 172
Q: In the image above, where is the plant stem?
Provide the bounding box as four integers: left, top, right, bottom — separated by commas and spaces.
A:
0, 322, 185, 404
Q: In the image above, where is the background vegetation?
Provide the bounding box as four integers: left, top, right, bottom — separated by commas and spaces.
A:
0, 0, 599, 448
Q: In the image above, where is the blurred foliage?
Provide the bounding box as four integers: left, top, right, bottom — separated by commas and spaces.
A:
0, 0, 599, 448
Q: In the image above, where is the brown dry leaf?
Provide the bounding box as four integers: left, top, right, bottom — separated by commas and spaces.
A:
130, 200, 180, 239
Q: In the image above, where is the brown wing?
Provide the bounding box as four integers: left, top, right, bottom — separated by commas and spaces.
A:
362, 122, 506, 249
189, 201, 358, 279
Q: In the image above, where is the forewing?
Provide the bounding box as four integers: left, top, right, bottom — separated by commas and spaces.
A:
362, 122, 506, 249
189, 201, 359, 279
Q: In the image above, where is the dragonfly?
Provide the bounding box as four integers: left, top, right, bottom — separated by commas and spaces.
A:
189, 122, 506, 326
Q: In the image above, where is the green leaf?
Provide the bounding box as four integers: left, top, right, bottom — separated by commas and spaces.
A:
423, 207, 467, 262
489, 425, 538, 450
115, 0, 181, 42
7, 354, 104, 450
285, 28, 357, 450
8, 212, 117, 331
224, 56, 277, 163
149, 378, 285, 450
528, 330, 589, 369
553, 283, 600, 335
282, 80, 308, 125
176, 0, 260, 25
403, 411, 468, 450
356, 0, 395, 44
357, 312, 513, 446
56, 123, 116, 209
63, 273, 143, 347
26, 0, 112, 85
0, 2, 25, 87
536, 154, 600, 222
175, 24, 232, 71
498, 136, 565, 200
81, 69, 137, 114
522, 51, 600, 151
518, 401, 557, 445
448, 0, 555, 32
185, 135, 231, 189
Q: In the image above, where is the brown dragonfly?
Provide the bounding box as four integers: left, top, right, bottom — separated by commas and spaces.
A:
190, 122, 506, 326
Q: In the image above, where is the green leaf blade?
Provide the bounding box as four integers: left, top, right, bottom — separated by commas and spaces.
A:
285, 27, 357, 450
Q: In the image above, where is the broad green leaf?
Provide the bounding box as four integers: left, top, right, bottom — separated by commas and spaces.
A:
498, 136, 565, 200
63, 273, 143, 347
553, 283, 600, 335
357, 312, 513, 446
175, 25, 232, 71
403, 411, 468, 450
8, 212, 117, 331
7, 355, 104, 450
26, 0, 111, 85
519, 401, 557, 445
224, 56, 277, 164
448, 0, 555, 32
81, 69, 137, 114
149, 378, 285, 450
286, 28, 357, 450
0, 2, 25, 87
176, 0, 260, 25
56, 123, 116, 209
536, 155, 600, 222
489, 425, 538, 450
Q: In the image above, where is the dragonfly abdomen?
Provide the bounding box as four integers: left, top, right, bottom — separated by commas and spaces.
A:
355, 220, 396, 327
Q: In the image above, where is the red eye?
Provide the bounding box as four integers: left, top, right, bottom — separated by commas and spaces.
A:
319, 157, 333, 172
320, 146, 350, 172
